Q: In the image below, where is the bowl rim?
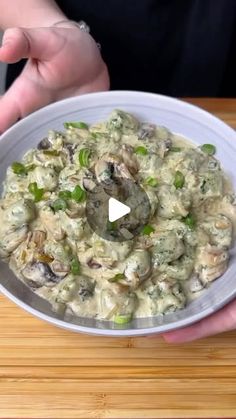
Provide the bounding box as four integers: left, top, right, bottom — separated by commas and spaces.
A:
1, 90, 236, 336
1, 279, 236, 336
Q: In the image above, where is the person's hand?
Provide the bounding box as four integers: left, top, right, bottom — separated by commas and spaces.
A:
163, 298, 236, 343
0, 25, 109, 132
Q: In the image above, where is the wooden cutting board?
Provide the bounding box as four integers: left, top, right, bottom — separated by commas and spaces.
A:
1, 99, 236, 419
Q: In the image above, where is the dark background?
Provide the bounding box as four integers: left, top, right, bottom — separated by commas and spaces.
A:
6, 0, 236, 97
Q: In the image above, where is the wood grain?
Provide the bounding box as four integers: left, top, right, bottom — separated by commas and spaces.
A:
1, 99, 236, 419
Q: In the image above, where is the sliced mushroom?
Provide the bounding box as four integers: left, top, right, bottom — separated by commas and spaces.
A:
138, 123, 156, 140
83, 171, 97, 191
65, 143, 77, 163
30, 230, 46, 248
159, 138, 173, 158
39, 206, 64, 241
199, 261, 228, 284
87, 259, 102, 269
200, 245, 228, 266
0, 225, 29, 254
95, 153, 133, 184
50, 260, 70, 278
120, 145, 139, 175
195, 245, 229, 284
123, 250, 152, 287
201, 215, 232, 248
188, 275, 205, 293
37, 137, 51, 150
22, 261, 61, 288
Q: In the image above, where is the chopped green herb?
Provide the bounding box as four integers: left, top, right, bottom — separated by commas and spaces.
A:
141, 224, 155, 236
134, 146, 148, 156
43, 150, 60, 156
170, 146, 181, 152
11, 162, 28, 176
51, 198, 68, 212
71, 185, 86, 203
28, 182, 44, 203
182, 214, 196, 230
58, 190, 72, 200
173, 171, 185, 189
200, 144, 216, 155
70, 258, 80, 275
64, 121, 88, 130
12, 162, 36, 176
114, 313, 133, 325
108, 273, 125, 283
145, 176, 159, 187
78, 148, 91, 168
107, 221, 118, 231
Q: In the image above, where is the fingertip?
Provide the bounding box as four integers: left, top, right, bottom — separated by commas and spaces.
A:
162, 332, 180, 343
0, 28, 29, 63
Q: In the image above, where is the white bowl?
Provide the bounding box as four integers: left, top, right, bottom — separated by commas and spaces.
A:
0, 91, 236, 336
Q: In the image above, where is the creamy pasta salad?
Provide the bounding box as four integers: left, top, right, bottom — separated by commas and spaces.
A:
0, 110, 235, 324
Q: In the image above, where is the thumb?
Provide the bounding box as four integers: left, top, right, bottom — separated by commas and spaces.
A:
0, 26, 65, 63
163, 299, 236, 343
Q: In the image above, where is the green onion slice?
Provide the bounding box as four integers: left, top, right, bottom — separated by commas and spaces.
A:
58, 190, 72, 200
182, 214, 196, 230
141, 224, 155, 236
200, 144, 216, 155
108, 273, 125, 283
114, 313, 133, 324
170, 146, 181, 152
12, 162, 28, 176
28, 182, 44, 203
134, 146, 148, 156
12, 162, 36, 176
43, 150, 60, 156
70, 258, 80, 275
71, 185, 86, 203
173, 171, 185, 189
78, 148, 92, 168
107, 221, 118, 232
64, 121, 88, 130
145, 176, 158, 187
51, 198, 68, 212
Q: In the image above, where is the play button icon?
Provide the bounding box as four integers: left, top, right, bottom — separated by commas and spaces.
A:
86, 177, 151, 242
108, 197, 131, 222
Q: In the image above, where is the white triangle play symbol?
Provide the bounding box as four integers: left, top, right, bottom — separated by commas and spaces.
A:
108, 197, 131, 222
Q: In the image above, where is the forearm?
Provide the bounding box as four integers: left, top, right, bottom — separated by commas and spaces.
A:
0, 0, 67, 30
